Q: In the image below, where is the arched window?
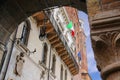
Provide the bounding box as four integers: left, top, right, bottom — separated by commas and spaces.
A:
51, 54, 56, 74
20, 20, 31, 45
60, 65, 63, 80
65, 70, 67, 80
42, 43, 48, 65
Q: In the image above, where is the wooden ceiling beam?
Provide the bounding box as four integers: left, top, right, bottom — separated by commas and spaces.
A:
56, 48, 65, 53
71, 70, 77, 75
70, 67, 75, 72
37, 19, 50, 27
58, 49, 66, 53
56, 47, 64, 51
51, 40, 61, 46
46, 28, 54, 33
59, 52, 68, 57
66, 60, 73, 66
64, 59, 72, 65
69, 64, 75, 69
48, 34, 57, 41
68, 63, 74, 68
32, 11, 44, 17
62, 55, 69, 61
58, 52, 66, 57
51, 38, 60, 44
53, 42, 62, 48
58, 50, 66, 54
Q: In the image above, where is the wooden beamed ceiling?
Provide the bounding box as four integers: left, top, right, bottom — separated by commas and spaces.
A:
48, 34, 58, 41
68, 63, 74, 69
53, 43, 63, 48
58, 49, 66, 54
51, 38, 60, 44
56, 47, 65, 52
62, 55, 70, 61
70, 67, 76, 72
64, 58, 72, 64
59, 51, 68, 57
60, 53, 68, 58
68, 63, 74, 68
56, 47, 65, 51
71, 69, 77, 75
33, 12, 78, 75
51, 40, 61, 46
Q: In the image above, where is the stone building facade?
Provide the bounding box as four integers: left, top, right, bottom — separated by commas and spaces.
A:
1, 0, 120, 80
4, 17, 74, 80
0, 6, 90, 80
65, 7, 91, 80
0, 7, 80, 80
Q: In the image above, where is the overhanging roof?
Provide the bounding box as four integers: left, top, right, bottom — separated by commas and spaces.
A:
33, 11, 79, 75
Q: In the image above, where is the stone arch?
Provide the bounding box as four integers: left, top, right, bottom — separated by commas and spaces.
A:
0, 0, 87, 45
115, 34, 120, 59
114, 33, 120, 47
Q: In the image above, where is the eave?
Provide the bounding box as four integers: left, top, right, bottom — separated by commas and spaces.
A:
33, 11, 79, 75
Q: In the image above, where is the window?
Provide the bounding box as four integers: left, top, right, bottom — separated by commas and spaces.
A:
0, 42, 6, 72
65, 33, 69, 42
60, 65, 63, 80
42, 43, 48, 65
51, 54, 56, 74
20, 20, 31, 45
65, 70, 67, 80
58, 22, 64, 31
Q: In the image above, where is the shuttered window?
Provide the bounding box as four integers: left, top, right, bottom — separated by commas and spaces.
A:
42, 43, 48, 65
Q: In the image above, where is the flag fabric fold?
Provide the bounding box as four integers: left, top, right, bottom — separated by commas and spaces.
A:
66, 21, 75, 37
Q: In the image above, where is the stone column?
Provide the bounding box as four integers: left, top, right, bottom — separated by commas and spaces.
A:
90, 6, 120, 80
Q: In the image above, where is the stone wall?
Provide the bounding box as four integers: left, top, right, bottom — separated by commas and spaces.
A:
5, 17, 73, 80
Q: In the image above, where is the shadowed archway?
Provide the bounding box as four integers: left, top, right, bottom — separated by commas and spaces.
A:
0, 0, 87, 44
0, 0, 120, 80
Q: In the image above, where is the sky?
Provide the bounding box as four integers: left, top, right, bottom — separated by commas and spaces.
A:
78, 11, 102, 80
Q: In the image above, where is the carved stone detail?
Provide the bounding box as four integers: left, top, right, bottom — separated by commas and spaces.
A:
14, 52, 25, 76
91, 31, 120, 80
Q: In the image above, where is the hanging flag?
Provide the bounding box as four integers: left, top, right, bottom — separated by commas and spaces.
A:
66, 21, 73, 29
71, 30, 75, 37
78, 52, 81, 61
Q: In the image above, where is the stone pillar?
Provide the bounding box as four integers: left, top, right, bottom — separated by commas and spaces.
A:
90, 8, 120, 80
101, 0, 120, 11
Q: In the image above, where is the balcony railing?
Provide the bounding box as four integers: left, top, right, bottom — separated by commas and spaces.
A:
45, 11, 79, 75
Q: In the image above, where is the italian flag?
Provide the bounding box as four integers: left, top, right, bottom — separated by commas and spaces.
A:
66, 21, 75, 37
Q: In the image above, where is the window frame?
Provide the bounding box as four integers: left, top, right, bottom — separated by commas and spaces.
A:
20, 20, 31, 46
51, 54, 56, 74
42, 43, 48, 65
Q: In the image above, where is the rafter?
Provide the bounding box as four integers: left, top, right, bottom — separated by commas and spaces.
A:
62, 55, 69, 60
64, 59, 72, 65
59, 52, 68, 57
52, 40, 61, 46
53, 42, 63, 48
68, 63, 74, 68
51, 38, 60, 44
48, 34, 57, 41
58, 50, 66, 55
46, 28, 54, 33
70, 67, 75, 72
71, 70, 77, 75
56, 47, 65, 53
